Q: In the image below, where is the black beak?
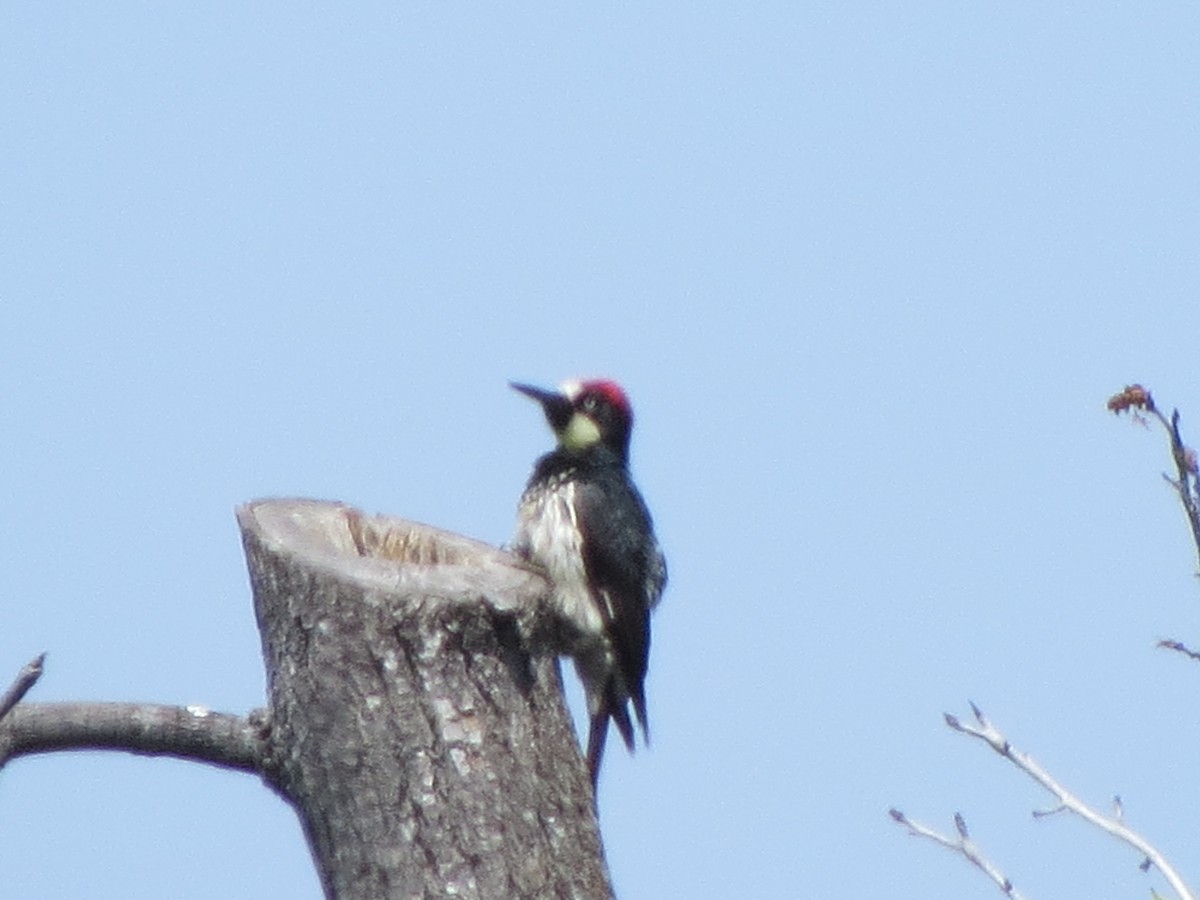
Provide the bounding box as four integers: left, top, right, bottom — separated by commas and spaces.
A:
510, 381, 574, 432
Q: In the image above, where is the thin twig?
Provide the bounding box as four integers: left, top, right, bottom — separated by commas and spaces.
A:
889, 808, 1025, 898
1163, 408, 1200, 565
946, 702, 1196, 900
1158, 639, 1200, 662
0, 653, 46, 724
1108, 385, 1200, 570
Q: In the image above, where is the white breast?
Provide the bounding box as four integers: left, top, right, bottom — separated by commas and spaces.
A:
514, 479, 606, 640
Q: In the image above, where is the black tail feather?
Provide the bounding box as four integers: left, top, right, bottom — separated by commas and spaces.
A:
631, 684, 650, 746
609, 696, 638, 753
586, 709, 609, 787
587, 678, 645, 787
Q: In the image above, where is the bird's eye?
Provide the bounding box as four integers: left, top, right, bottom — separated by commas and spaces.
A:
582, 395, 598, 412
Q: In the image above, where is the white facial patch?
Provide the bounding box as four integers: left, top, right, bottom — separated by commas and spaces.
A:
560, 411, 601, 451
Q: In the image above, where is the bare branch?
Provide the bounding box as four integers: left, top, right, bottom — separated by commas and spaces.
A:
892, 388, 1200, 896
889, 808, 1024, 899
0, 702, 265, 775
946, 703, 1196, 900
0, 654, 45, 724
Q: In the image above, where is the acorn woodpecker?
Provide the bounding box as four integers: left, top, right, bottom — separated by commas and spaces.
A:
510, 378, 667, 786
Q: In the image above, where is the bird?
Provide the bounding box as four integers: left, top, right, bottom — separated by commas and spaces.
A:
510, 378, 667, 787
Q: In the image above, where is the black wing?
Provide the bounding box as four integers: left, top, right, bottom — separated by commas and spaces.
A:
573, 466, 664, 742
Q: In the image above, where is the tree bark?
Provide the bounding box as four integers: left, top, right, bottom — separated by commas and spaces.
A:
239, 499, 613, 900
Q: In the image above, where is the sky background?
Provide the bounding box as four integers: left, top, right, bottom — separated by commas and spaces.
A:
3, 4, 1200, 898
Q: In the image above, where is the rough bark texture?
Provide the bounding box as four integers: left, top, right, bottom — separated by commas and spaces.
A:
239, 499, 613, 900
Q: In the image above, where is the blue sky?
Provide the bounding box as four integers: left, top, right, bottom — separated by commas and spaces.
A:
3, 4, 1200, 898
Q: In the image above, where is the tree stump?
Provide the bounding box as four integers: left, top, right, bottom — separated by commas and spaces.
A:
239, 498, 613, 900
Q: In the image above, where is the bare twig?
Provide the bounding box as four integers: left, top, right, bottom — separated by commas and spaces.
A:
946, 702, 1195, 900
889, 807, 1025, 898
0, 702, 265, 775
1158, 639, 1200, 662
1108, 385, 1200, 570
0, 653, 46, 724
